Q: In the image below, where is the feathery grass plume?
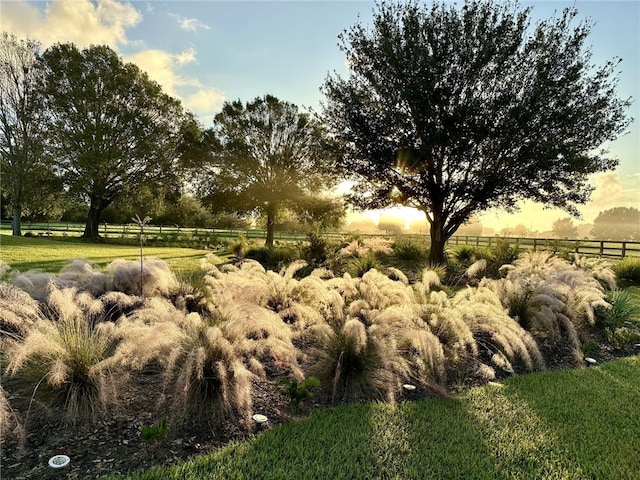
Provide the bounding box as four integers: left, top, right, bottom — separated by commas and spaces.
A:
4, 297, 125, 425
98, 291, 145, 322
214, 300, 302, 379
312, 318, 408, 403
0, 283, 43, 339
200, 253, 225, 275
484, 251, 611, 363
572, 255, 617, 290
465, 259, 487, 280
10, 270, 56, 301
452, 286, 545, 373
361, 237, 394, 256
163, 312, 256, 425
414, 292, 478, 371
357, 269, 414, 310
415, 267, 442, 298
339, 239, 368, 258
0, 384, 25, 448
107, 257, 178, 297
57, 259, 109, 296
171, 269, 208, 314
374, 305, 448, 388
387, 267, 409, 285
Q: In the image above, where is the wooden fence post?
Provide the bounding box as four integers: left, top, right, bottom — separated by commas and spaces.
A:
599, 241, 604, 256
622, 242, 626, 258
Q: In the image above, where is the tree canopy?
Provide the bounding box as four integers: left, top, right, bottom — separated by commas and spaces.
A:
321, 0, 632, 263
197, 94, 337, 247
552, 217, 578, 239
591, 207, 640, 241
37, 43, 186, 240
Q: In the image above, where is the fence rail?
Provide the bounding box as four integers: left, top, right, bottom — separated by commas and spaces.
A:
2, 221, 639, 258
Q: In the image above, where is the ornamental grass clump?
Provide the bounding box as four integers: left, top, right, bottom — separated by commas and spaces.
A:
4, 287, 127, 425
452, 286, 545, 373
164, 300, 300, 425
107, 258, 178, 297
312, 317, 409, 403
483, 251, 610, 364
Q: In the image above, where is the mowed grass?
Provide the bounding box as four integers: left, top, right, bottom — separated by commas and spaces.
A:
115, 356, 640, 480
0, 232, 214, 273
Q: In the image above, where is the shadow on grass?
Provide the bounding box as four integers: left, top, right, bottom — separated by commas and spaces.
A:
498, 356, 640, 479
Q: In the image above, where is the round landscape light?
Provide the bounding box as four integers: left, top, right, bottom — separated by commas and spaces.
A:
252, 414, 268, 424
402, 384, 417, 391
48, 455, 70, 469
585, 357, 598, 365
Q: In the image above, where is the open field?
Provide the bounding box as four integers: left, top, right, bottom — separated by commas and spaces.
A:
0, 232, 213, 273
3, 221, 639, 258
119, 355, 640, 480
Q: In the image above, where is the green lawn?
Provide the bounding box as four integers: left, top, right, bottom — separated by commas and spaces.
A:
0, 232, 213, 273
114, 355, 640, 480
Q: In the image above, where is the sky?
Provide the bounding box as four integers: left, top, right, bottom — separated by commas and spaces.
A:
1, 0, 639, 232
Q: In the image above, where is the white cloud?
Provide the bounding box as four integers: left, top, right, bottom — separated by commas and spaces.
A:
170, 14, 211, 32
2, 0, 141, 48
184, 88, 226, 115
125, 49, 225, 116
125, 49, 199, 98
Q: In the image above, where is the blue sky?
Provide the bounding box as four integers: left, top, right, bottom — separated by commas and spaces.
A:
2, 0, 638, 231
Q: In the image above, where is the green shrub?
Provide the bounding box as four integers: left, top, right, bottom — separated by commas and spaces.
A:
476, 238, 520, 278
229, 235, 248, 258
141, 417, 168, 442
246, 246, 301, 271
350, 254, 381, 277
596, 289, 640, 328
451, 245, 481, 267
614, 257, 640, 286
280, 376, 321, 410
392, 239, 427, 261
303, 233, 328, 266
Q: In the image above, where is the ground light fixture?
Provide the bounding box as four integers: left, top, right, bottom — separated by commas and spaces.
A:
48, 455, 70, 469
252, 414, 268, 425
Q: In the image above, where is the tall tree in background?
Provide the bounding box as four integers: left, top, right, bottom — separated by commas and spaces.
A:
322, 0, 632, 264
552, 217, 578, 238
0, 33, 52, 236
591, 207, 640, 241
38, 43, 185, 241
198, 95, 337, 247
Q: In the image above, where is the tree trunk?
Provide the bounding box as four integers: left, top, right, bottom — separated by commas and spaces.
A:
82, 203, 102, 241
11, 203, 22, 236
428, 210, 448, 265
265, 205, 276, 248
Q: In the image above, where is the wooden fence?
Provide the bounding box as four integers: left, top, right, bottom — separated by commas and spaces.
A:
2, 221, 639, 258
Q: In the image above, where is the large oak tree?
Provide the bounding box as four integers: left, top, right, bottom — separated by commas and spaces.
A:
197, 95, 337, 247
322, 0, 632, 264
38, 43, 186, 240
